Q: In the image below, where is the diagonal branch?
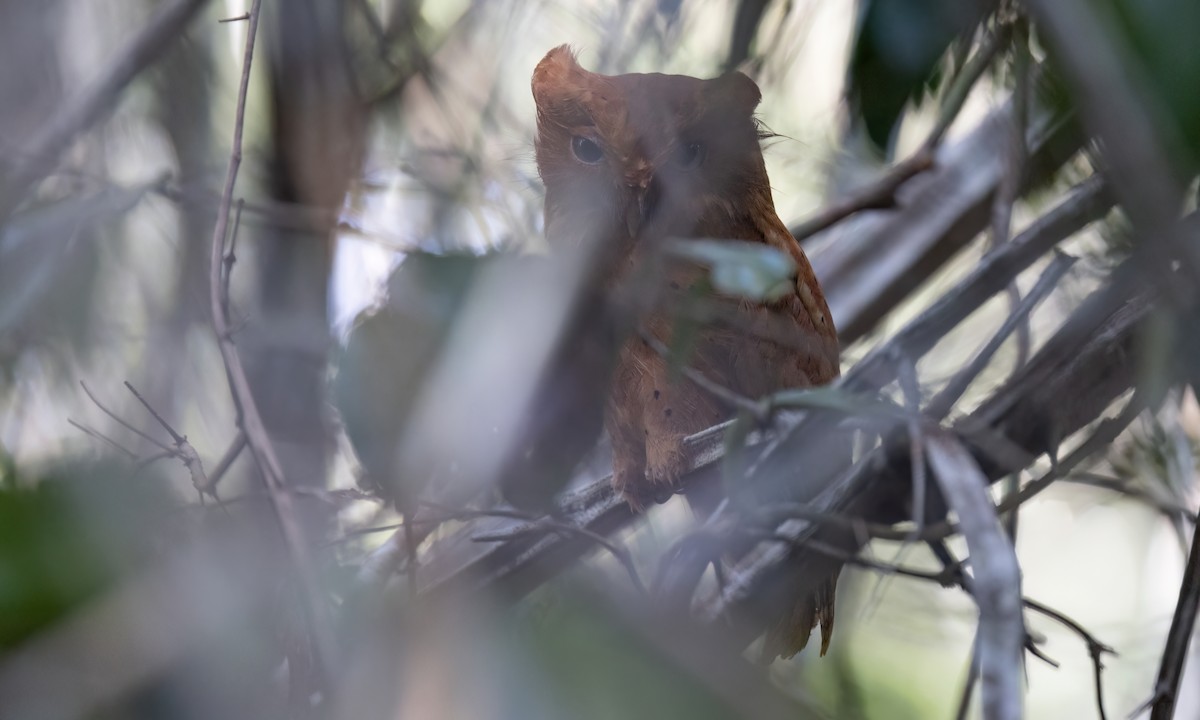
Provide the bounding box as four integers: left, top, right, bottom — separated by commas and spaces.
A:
0, 0, 211, 218
925, 429, 1023, 720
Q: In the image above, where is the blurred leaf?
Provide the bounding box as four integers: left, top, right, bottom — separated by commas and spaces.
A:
1105, 0, 1200, 171
0, 457, 170, 649
526, 593, 769, 720
664, 278, 709, 384
847, 0, 992, 150
722, 409, 755, 499
333, 251, 484, 508
0, 182, 158, 375
666, 239, 796, 302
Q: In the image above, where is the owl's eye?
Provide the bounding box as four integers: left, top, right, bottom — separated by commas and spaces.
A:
570, 136, 604, 164
672, 141, 705, 170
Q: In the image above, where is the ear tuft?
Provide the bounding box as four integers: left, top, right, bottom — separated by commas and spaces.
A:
713, 71, 762, 114
532, 45, 584, 106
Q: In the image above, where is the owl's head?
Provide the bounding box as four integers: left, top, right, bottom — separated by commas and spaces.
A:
532, 46, 770, 248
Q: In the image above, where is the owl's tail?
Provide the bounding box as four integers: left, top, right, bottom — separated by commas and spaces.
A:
759, 573, 839, 660
684, 486, 841, 661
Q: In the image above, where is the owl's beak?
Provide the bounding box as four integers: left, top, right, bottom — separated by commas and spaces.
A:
625, 201, 641, 238
625, 174, 660, 237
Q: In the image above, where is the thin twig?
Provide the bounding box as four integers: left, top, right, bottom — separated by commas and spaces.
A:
1001, 17, 1033, 373
956, 636, 981, 720
122, 381, 210, 496
1148, 506, 1200, 719
924, 251, 1077, 420
123, 380, 185, 445
926, 25, 1011, 151
205, 0, 337, 680
1023, 597, 1114, 720
79, 381, 172, 453
896, 357, 928, 535
67, 419, 137, 458
751, 519, 1112, 700
466, 508, 648, 596
848, 175, 1112, 394
1061, 472, 1198, 524
993, 19, 1032, 545
790, 152, 934, 243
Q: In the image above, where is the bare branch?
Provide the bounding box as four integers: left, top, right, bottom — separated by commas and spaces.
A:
204, 0, 337, 680
1023, 597, 1114, 720
67, 418, 137, 458
123, 381, 185, 446
79, 381, 172, 454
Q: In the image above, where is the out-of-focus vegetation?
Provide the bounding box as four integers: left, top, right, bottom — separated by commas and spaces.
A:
0, 1, 1198, 719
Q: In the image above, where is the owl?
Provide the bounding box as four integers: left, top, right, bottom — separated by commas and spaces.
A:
532, 47, 841, 659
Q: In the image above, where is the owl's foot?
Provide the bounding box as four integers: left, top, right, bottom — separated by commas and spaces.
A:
612, 441, 686, 511
612, 457, 649, 512
645, 432, 688, 491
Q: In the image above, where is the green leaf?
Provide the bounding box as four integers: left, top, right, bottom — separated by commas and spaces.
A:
1104, 0, 1200, 170
0, 457, 171, 649
847, 0, 990, 151
666, 239, 796, 302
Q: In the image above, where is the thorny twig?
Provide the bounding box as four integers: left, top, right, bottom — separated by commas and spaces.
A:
74, 381, 235, 500
122, 381, 210, 496
205, 0, 338, 681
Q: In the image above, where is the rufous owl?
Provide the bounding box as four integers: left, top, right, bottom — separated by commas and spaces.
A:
531, 46, 841, 659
